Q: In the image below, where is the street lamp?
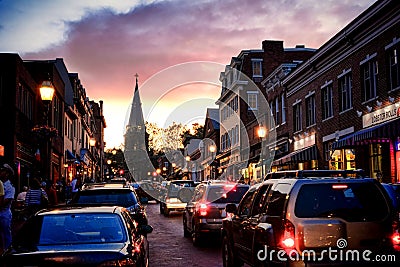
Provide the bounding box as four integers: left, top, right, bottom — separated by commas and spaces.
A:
209, 145, 216, 179
257, 125, 268, 181
39, 80, 55, 183
90, 137, 96, 181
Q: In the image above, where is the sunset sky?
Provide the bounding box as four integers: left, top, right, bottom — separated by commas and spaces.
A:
0, 0, 376, 149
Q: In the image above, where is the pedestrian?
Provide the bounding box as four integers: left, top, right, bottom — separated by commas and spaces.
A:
0, 163, 16, 254
25, 178, 48, 214
70, 174, 81, 199
16, 186, 28, 202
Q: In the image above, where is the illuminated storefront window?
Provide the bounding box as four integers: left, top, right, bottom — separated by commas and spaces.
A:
330, 149, 356, 170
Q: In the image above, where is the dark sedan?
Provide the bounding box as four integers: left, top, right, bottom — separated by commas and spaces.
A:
69, 186, 148, 226
1, 206, 153, 266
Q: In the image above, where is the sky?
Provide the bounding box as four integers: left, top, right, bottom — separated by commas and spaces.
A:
0, 0, 376, 149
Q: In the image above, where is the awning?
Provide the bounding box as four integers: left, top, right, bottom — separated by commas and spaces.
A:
66, 149, 76, 161
80, 149, 90, 166
332, 118, 400, 150
272, 145, 317, 166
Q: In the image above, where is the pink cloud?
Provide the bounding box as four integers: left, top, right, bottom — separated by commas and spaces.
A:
20, 0, 375, 147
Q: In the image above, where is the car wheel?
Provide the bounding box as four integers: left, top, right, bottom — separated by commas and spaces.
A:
163, 207, 170, 216
192, 223, 202, 246
222, 235, 243, 267
183, 216, 190, 237
159, 204, 164, 214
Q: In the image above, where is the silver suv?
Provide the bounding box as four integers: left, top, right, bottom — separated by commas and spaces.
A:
222, 170, 399, 267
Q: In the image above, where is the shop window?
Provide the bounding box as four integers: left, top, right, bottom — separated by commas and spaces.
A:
370, 144, 383, 180
330, 150, 343, 170
344, 149, 356, 170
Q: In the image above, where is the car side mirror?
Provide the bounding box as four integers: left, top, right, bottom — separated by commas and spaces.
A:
225, 203, 237, 215
139, 224, 153, 235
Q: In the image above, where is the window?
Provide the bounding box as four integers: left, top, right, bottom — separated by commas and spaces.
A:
338, 71, 353, 112
265, 184, 290, 217
247, 92, 258, 110
17, 83, 33, 120
252, 59, 262, 77
386, 40, 400, 91
275, 97, 280, 125
321, 83, 333, 120
306, 93, 316, 127
360, 55, 378, 102
293, 101, 302, 132
281, 93, 286, 123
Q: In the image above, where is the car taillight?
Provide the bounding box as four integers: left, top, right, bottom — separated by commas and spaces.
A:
281, 220, 295, 250
392, 216, 400, 251
196, 203, 209, 216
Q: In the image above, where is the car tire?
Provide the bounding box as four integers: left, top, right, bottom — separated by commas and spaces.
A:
192, 223, 202, 246
163, 207, 170, 216
159, 204, 164, 214
183, 216, 190, 237
222, 235, 243, 267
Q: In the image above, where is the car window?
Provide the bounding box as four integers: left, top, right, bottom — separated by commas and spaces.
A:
192, 185, 205, 202
294, 182, 390, 221
75, 190, 137, 207
265, 183, 290, 217
206, 186, 249, 203
237, 189, 257, 217
251, 184, 272, 216
38, 213, 127, 245
168, 182, 195, 197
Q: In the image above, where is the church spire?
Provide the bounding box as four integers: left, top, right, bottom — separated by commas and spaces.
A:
134, 73, 139, 92
127, 73, 145, 127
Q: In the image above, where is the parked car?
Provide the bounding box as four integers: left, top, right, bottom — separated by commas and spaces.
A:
222, 170, 399, 267
1, 206, 153, 266
183, 181, 249, 246
159, 180, 196, 216
69, 186, 148, 226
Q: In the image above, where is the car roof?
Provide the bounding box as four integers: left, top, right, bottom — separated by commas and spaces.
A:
38, 206, 122, 215
264, 169, 366, 180
81, 185, 133, 192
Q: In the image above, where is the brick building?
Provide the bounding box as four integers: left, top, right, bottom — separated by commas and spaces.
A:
272, 0, 400, 183
217, 40, 315, 182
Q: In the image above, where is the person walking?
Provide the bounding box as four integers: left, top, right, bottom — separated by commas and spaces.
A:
0, 163, 16, 254
25, 178, 48, 216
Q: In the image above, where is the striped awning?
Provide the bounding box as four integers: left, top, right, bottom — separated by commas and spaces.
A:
332, 118, 400, 150
272, 145, 317, 166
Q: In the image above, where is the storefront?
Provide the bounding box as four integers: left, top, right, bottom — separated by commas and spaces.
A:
332, 112, 400, 183
271, 145, 318, 171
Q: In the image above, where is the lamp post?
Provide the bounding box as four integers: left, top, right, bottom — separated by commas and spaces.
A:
89, 137, 96, 182
209, 145, 216, 180
257, 125, 267, 181
39, 80, 55, 182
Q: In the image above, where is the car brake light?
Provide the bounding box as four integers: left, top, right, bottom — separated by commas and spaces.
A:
281, 220, 295, 250
197, 203, 209, 216
332, 184, 348, 189
392, 217, 400, 251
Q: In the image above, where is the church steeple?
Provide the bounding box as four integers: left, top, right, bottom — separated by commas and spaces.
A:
124, 73, 155, 184
128, 73, 145, 127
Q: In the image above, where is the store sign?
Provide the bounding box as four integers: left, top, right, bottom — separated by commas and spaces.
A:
396, 141, 400, 151
362, 102, 400, 128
